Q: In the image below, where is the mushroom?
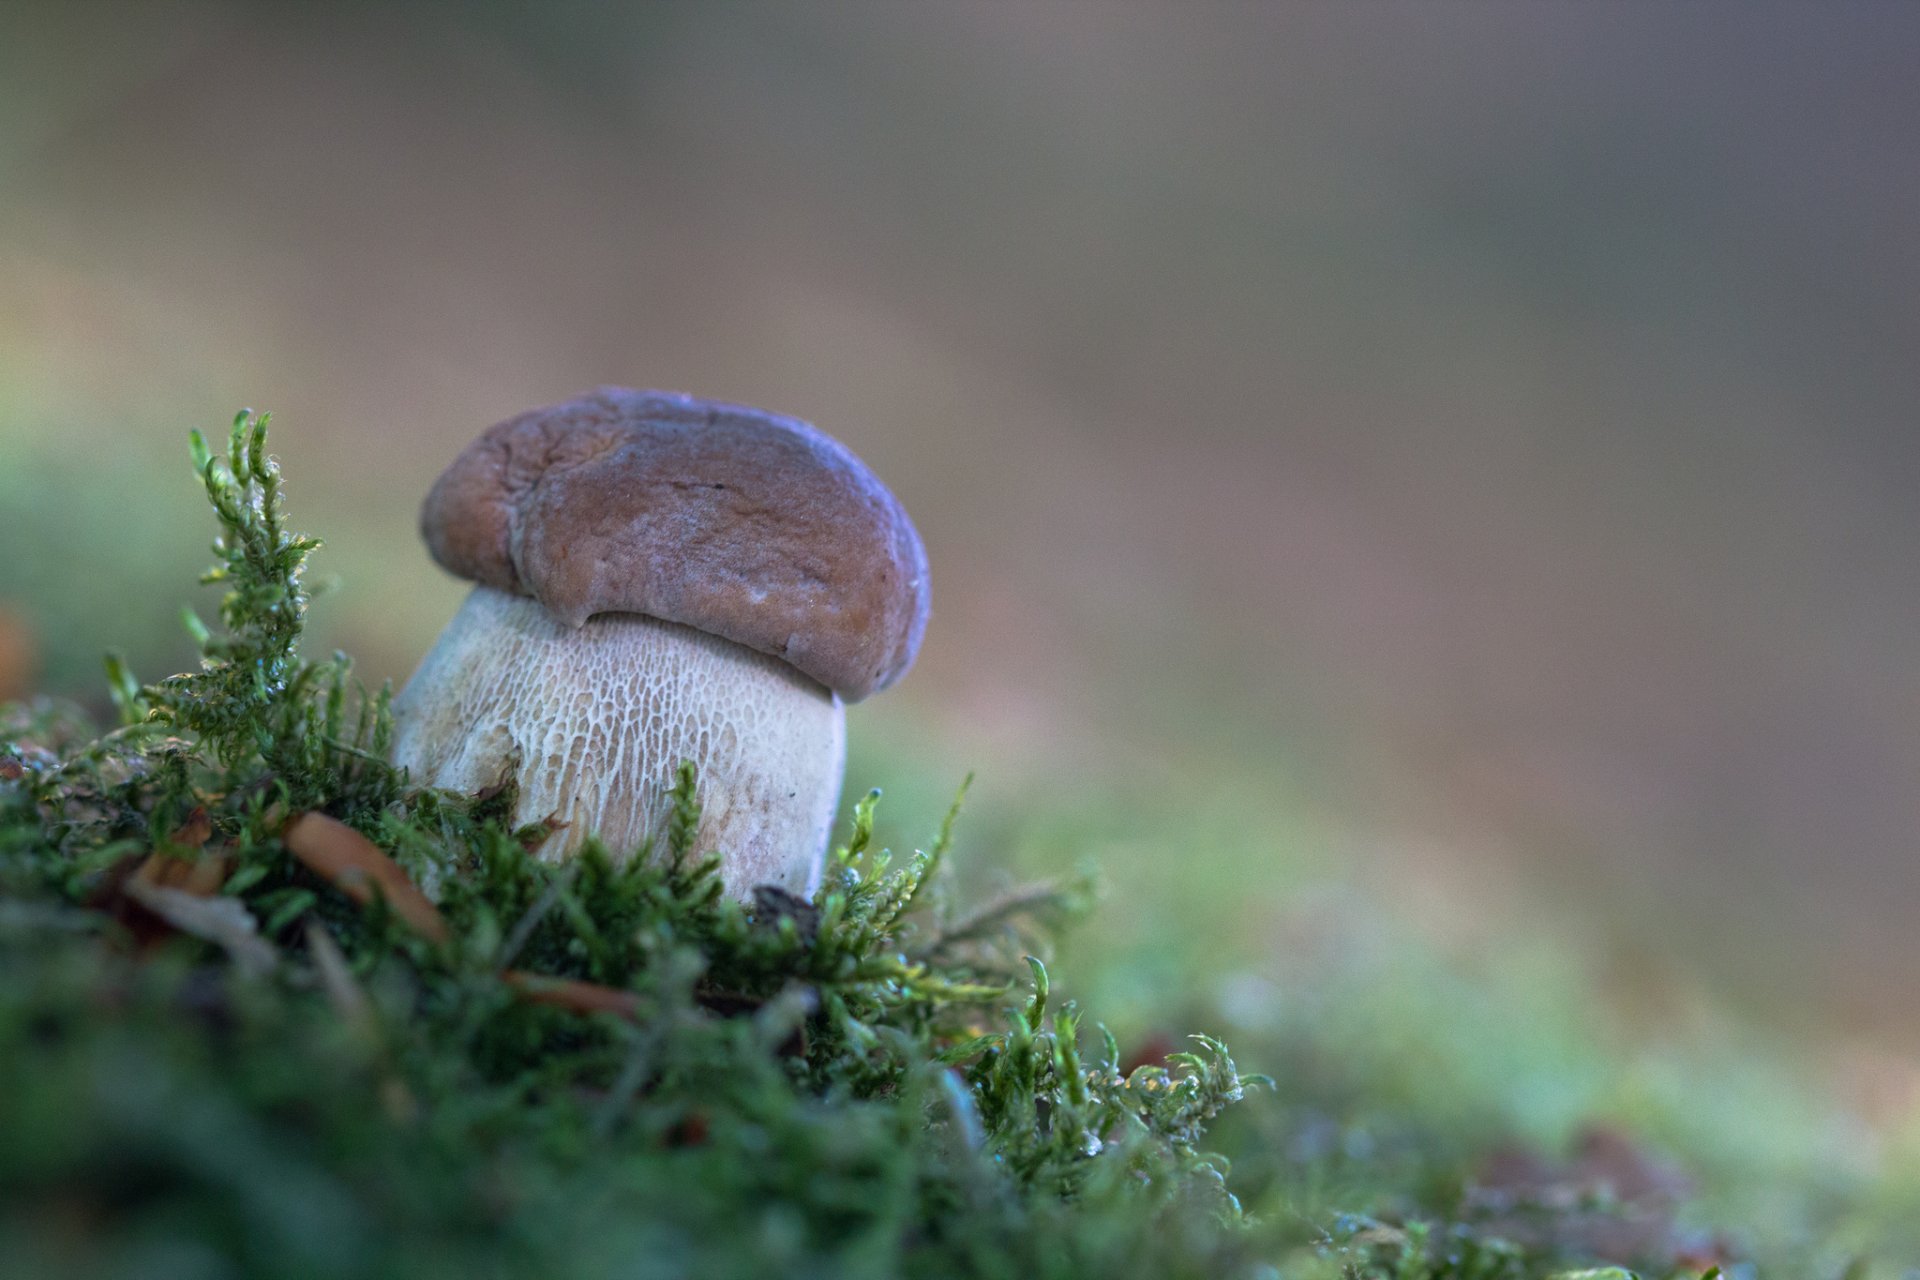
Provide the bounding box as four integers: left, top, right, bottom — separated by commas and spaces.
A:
390, 388, 929, 898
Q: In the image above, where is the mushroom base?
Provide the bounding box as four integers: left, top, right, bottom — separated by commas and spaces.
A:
391, 586, 845, 899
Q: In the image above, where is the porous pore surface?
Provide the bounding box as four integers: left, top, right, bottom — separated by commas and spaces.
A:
392, 586, 844, 898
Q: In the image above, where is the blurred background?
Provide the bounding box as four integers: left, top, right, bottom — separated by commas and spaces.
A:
6, 0, 1920, 1253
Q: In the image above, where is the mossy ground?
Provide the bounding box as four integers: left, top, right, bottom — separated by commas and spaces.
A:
0, 414, 1892, 1278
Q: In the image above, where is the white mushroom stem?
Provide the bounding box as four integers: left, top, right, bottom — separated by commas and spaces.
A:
391, 585, 844, 899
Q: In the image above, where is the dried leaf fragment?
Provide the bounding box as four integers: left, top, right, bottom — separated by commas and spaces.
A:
133, 849, 231, 898
164, 807, 214, 852
502, 970, 642, 1019
283, 811, 449, 944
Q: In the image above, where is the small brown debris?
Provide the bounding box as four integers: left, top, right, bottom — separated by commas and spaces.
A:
665, 1108, 710, 1148
283, 811, 449, 944
132, 848, 231, 899
0, 756, 24, 782
1120, 1031, 1179, 1075
502, 970, 642, 1019
0, 606, 36, 701
165, 807, 214, 852
516, 812, 570, 853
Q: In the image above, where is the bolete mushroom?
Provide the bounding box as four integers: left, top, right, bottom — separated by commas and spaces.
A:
391, 388, 929, 898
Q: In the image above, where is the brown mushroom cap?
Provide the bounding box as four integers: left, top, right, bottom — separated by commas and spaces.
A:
420, 388, 929, 701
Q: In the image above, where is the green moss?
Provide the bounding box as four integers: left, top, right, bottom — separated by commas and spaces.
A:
0, 412, 1274, 1279
0, 409, 1775, 1279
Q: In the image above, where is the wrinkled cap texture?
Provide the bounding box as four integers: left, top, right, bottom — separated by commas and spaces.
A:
421, 388, 930, 701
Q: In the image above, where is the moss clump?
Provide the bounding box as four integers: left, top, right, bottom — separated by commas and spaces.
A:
0, 412, 1270, 1279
